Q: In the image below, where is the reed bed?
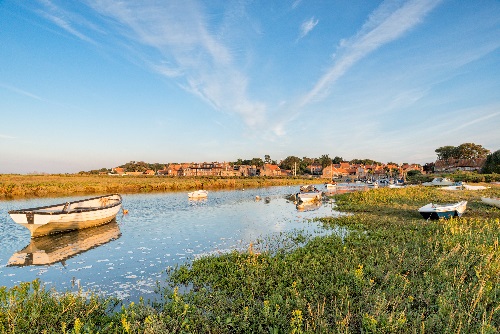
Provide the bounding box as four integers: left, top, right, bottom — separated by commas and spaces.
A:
0, 174, 320, 198
1, 185, 499, 333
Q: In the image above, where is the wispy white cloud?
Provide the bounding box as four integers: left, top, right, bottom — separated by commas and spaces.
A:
0, 83, 43, 101
81, 1, 266, 128
292, 0, 302, 10
299, 0, 442, 108
297, 17, 318, 41
448, 109, 500, 133
35, 0, 95, 44
0, 134, 16, 139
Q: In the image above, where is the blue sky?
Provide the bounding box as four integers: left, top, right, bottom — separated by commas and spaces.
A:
1, 0, 499, 174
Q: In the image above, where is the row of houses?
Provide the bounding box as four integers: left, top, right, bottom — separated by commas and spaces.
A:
433, 158, 486, 173
320, 163, 423, 179
111, 161, 425, 179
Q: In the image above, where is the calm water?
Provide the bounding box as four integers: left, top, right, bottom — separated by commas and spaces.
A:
0, 186, 343, 303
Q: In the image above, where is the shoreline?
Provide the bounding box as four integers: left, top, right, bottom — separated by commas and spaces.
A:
0, 174, 325, 200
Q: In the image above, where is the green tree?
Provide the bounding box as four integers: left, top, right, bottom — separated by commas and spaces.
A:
264, 155, 271, 164
332, 156, 343, 164
435, 146, 457, 160
279, 156, 302, 174
435, 143, 489, 160
319, 154, 331, 169
455, 143, 490, 159
250, 158, 264, 167
482, 149, 500, 173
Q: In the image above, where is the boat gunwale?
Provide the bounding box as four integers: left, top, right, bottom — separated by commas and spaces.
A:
418, 200, 467, 213
8, 194, 122, 215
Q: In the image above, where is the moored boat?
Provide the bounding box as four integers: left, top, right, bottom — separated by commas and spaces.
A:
422, 177, 454, 186
463, 184, 490, 190
418, 200, 467, 220
188, 190, 208, 198
325, 182, 337, 191
297, 185, 322, 203
8, 194, 122, 238
481, 197, 500, 208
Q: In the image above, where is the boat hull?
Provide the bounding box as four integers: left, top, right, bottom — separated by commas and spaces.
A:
481, 197, 500, 208
8, 194, 122, 238
418, 201, 467, 220
188, 190, 208, 198
297, 192, 322, 203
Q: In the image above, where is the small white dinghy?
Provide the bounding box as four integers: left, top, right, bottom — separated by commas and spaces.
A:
297, 185, 322, 203
481, 197, 500, 208
418, 201, 467, 220
188, 190, 208, 198
463, 184, 490, 191
8, 194, 123, 238
422, 177, 454, 186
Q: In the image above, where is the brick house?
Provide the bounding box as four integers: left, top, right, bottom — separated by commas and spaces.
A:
260, 164, 281, 176
434, 158, 486, 173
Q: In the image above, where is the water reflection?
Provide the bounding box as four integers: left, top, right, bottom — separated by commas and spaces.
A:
0, 187, 344, 302
296, 202, 322, 212
8, 220, 121, 267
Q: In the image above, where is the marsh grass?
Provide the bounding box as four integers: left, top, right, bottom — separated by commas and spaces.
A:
0, 174, 321, 198
1, 185, 500, 332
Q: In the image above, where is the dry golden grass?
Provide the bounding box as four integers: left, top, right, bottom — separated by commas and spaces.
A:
0, 174, 323, 198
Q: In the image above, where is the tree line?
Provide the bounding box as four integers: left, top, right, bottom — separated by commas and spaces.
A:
81, 142, 499, 175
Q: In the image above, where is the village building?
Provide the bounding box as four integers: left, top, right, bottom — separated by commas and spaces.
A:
306, 163, 323, 175
260, 164, 281, 176
321, 165, 349, 179
434, 158, 486, 173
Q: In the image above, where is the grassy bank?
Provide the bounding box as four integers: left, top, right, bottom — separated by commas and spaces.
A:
1, 186, 499, 333
0, 174, 322, 199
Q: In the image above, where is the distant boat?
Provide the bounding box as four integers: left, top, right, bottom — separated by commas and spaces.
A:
8, 220, 121, 266
440, 182, 463, 191
388, 184, 405, 189
297, 185, 322, 203
440, 182, 490, 191
481, 197, 500, 208
463, 184, 490, 191
325, 182, 337, 191
188, 190, 208, 198
418, 201, 467, 220
422, 177, 454, 186
8, 194, 122, 238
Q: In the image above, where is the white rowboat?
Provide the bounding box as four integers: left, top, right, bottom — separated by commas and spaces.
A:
418, 201, 467, 220
188, 190, 208, 198
481, 197, 500, 208
8, 194, 122, 238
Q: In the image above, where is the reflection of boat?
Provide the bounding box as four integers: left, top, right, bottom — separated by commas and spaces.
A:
8, 194, 123, 238
188, 190, 208, 198
296, 202, 322, 211
8, 221, 121, 266
418, 201, 467, 220
297, 185, 322, 203
422, 178, 454, 186
481, 197, 500, 208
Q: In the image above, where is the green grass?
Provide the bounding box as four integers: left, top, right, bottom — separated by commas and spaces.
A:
1, 185, 499, 333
